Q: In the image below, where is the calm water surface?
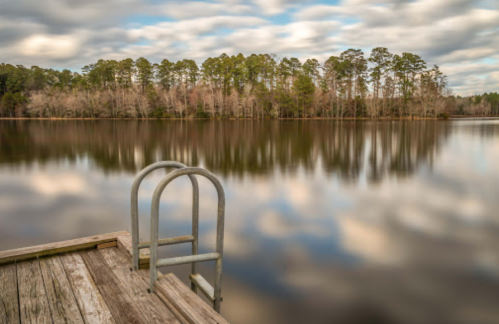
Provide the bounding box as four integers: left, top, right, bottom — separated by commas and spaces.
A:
1, 119, 499, 324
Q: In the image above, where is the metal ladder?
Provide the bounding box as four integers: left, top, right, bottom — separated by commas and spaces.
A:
130, 162, 225, 313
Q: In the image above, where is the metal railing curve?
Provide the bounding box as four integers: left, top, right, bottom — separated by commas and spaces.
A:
130, 161, 199, 279
149, 167, 225, 313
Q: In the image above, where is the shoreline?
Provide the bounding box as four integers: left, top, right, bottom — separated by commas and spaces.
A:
1, 116, 498, 121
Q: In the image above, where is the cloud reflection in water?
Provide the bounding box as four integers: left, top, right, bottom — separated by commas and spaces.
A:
1, 119, 499, 324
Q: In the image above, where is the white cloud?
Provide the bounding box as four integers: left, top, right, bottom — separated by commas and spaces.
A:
156, 1, 253, 19
252, 0, 313, 15
438, 48, 498, 63
32, 173, 88, 196
338, 216, 402, 265
257, 210, 329, 238
128, 16, 268, 42
19, 34, 80, 59
222, 21, 339, 55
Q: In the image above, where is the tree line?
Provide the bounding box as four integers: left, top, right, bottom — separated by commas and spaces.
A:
0, 48, 497, 118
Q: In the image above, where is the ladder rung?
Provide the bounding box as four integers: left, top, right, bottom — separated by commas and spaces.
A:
189, 274, 215, 301
156, 253, 220, 267
139, 235, 195, 249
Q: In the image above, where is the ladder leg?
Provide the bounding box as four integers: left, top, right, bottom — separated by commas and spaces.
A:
213, 257, 223, 313
150, 189, 160, 292
191, 177, 199, 293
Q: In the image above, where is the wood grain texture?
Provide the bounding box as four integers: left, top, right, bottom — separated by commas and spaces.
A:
116, 235, 150, 269
17, 259, 52, 324
60, 252, 116, 324
0, 263, 20, 324
39, 256, 85, 324
113, 237, 187, 323
0, 231, 128, 265
99, 247, 185, 324
80, 249, 145, 324
155, 274, 230, 324
96, 242, 117, 249
116, 234, 134, 256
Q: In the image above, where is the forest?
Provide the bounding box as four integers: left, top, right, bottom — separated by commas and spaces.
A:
0, 47, 498, 119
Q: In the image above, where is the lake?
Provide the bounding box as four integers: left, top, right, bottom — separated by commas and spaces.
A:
1, 119, 499, 324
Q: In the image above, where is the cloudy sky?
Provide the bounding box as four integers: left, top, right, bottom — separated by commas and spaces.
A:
1, 0, 498, 95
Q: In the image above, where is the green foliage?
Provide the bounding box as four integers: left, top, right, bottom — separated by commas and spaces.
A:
274, 84, 296, 117
293, 74, 315, 117
438, 112, 450, 119
156, 59, 175, 89
152, 106, 170, 118
254, 81, 272, 114
0, 64, 30, 95
1, 92, 28, 117
135, 57, 154, 91
302, 58, 320, 81
196, 109, 210, 118
393, 52, 427, 107
230, 53, 247, 93
1, 92, 16, 115
119, 58, 135, 87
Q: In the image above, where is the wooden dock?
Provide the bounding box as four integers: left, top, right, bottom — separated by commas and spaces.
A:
0, 231, 230, 324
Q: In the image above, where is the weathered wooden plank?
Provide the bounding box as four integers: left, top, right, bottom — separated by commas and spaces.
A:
17, 259, 52, 324
39, 256, 85, 324
0, 263, 20, 324
60, 252, 116, 324
116, 235, 150, 269
116, 234, 134, 256
155, 274, 230, 324
112, 237, 187, 323
96, 242, 117, 249
99, 247, 185, 324
0, 231, 128, 265
80, 249, 145, 324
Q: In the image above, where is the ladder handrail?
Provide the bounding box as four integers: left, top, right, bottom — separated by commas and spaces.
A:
130, 161, 199, 271
149, 167, 225, 313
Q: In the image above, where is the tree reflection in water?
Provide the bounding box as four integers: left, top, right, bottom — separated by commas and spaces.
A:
0, 120, 451, 181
